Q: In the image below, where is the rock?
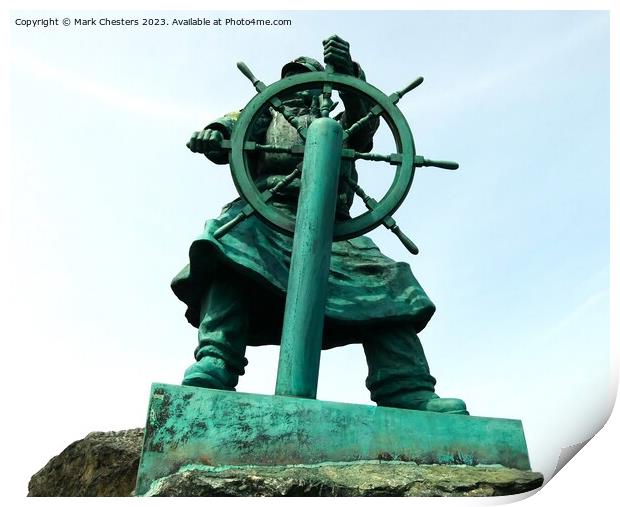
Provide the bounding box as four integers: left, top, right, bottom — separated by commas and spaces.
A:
28, 428, 143, 497
28, 428, 543, 497
143, 462, 544, 497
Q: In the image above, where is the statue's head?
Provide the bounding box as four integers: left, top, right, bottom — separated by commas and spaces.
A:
281, 57, 325, 78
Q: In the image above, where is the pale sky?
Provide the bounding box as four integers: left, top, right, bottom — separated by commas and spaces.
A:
4, 5, 614, 500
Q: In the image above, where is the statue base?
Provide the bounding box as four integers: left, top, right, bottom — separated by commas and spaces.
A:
135, 383, 534, 496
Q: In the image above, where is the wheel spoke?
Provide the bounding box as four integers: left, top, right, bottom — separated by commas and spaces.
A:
388, 76, 424, 105
242, 142, 305, 156
355, 151, 402, 164
213, 203, 255, 239
414, 155, 459, 170
236, 62, 267, 93
344, 175, 379, 207
214, 167, 302, 239
344, 175, 418, 255
320, 83, 334, 118
342, 103, 383, 141
268, 167, 302, 194
268, 95, 308, 140
341, 149, 402, 165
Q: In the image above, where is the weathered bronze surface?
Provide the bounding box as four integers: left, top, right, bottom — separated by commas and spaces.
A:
136, 384, 534, 496
173, 35, 465, 412
135, 35, 540, 496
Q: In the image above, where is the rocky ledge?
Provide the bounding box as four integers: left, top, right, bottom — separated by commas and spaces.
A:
28, 428, 543, 497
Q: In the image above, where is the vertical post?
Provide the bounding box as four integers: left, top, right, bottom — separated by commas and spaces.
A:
275, 117, 343, 399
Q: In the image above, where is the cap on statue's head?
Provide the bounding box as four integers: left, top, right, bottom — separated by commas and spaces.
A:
281, 56, 325, 78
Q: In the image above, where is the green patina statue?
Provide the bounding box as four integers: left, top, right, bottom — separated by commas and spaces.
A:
137, 37, 537, 490
171, 35, 468, 415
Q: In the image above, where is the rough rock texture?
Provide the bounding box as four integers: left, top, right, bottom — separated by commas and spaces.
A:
28, 428, 143, 497
144, 463, 543, 497
28, 428, 543, 497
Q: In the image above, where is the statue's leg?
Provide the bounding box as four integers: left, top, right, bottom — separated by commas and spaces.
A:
182, 269, 249, 390
363, 326, 468, 415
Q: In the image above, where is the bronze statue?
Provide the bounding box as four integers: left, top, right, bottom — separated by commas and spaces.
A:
172, 35, 468, 415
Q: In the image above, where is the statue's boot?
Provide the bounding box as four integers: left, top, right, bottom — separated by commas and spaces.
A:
182, 269, 249, 390
410, 394, 469, 414
363, 327, 469, 415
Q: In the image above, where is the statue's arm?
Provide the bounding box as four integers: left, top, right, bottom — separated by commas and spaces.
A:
186, 109, 271, 165
186, 111, 241, 165
323, 35, 379, 152
335, 62, 380, 152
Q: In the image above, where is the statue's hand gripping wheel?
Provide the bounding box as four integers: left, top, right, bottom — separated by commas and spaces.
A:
212, 61, 460, 255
